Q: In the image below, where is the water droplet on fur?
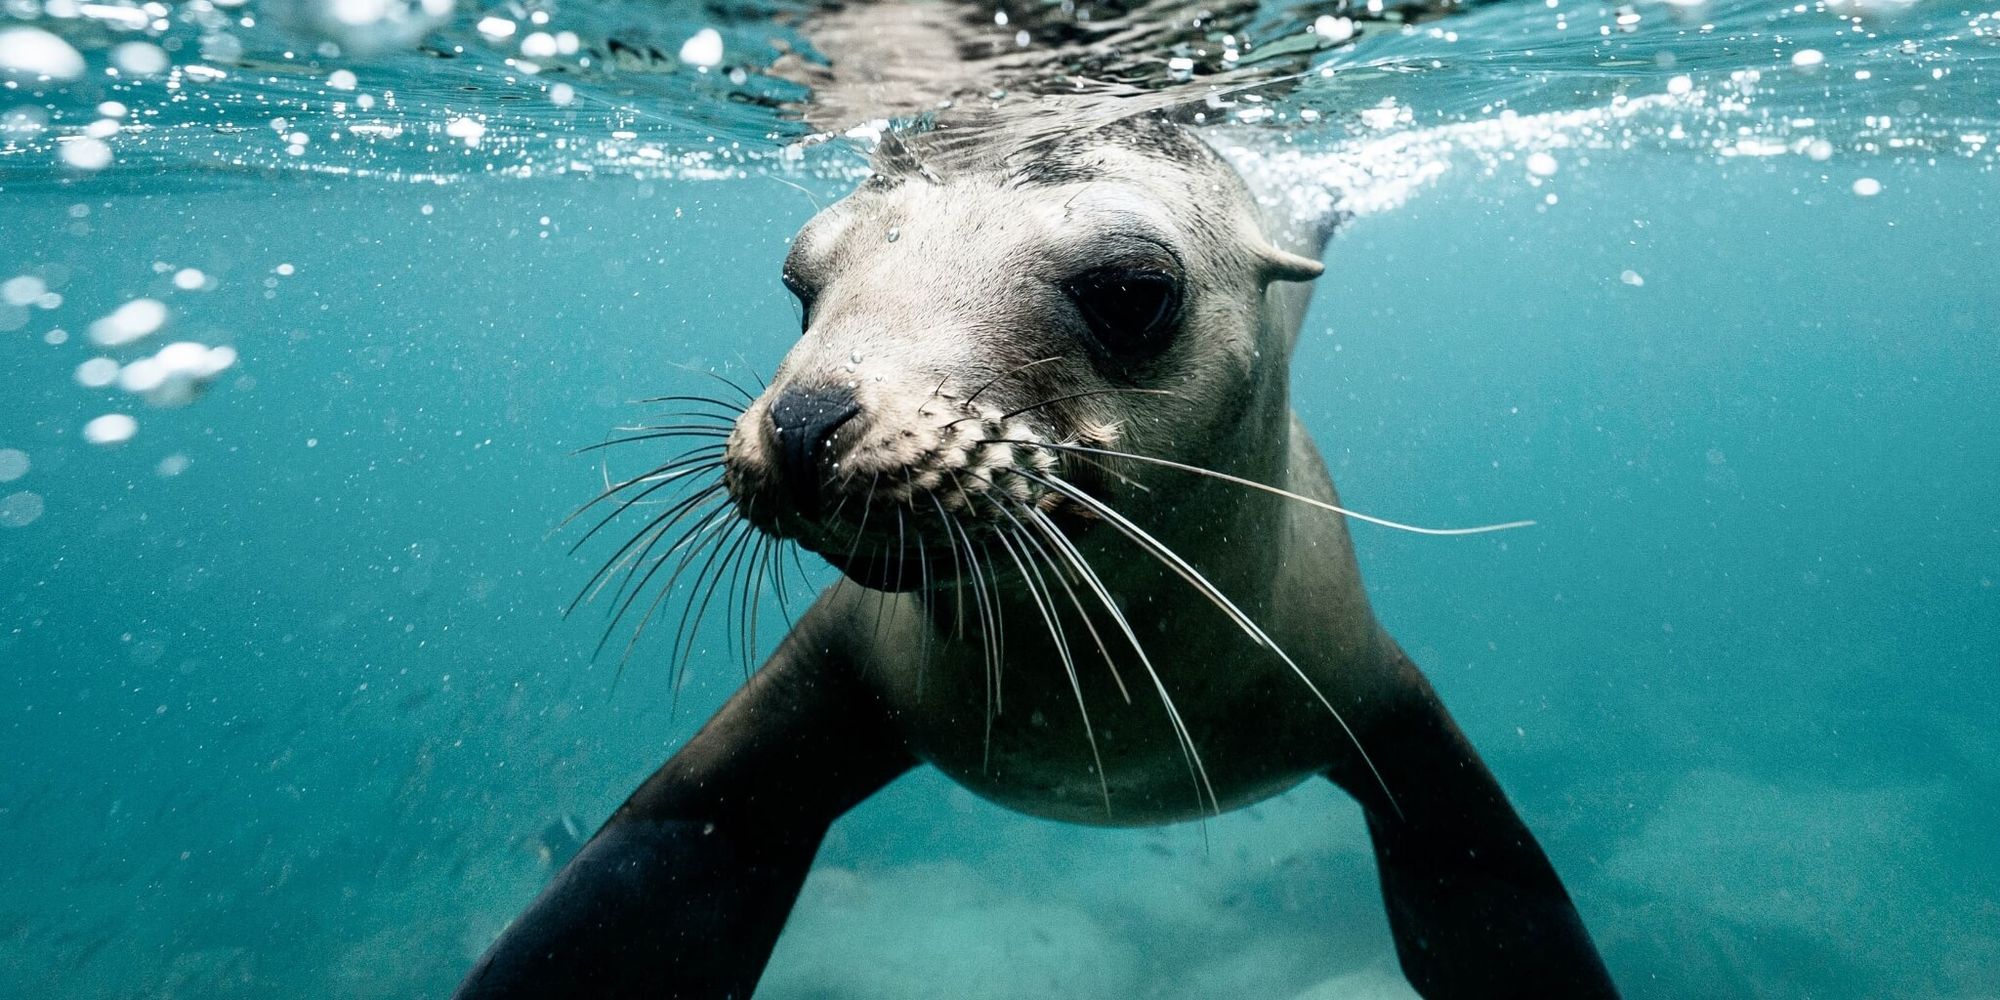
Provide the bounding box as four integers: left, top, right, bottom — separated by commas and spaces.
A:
885, 227, 900, 243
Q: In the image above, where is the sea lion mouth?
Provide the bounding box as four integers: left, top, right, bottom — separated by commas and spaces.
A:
719, 384, 1085, 586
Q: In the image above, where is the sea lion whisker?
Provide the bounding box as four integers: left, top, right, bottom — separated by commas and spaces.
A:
568, 483, 727, 614
951, 464, 1133, 702
667, 520, 760, 690
581, 441, 721, 504
963, 355, 1062, 408
994, 526, 1114, 819
625, 459, 726, 486
769, 538, 799, 633
602, 508, 738, 693
633, 393, 749, 412
1057, 450, 1150, 493
939, 387, 1171, 431
1024, 442, 1538, 537
928, 494, 969, 641
582, 436, 719, 487
563, 457, 723, 547
627, 401, 744, 421
572, 476, 728, 592
732, 518, 768, 672
1022, 503, 1216, 815
977, 536, 1008, 720
740, 533, 769, 679
1002, 504, 1132, 705
761, 535, 787, 626
787, 545, 815, 600
1026, 470, 1401, 821
992, 388, 1174, 424
602, 497, 734, 616
585, 453, 721, 508
647, 517, 745, 702
844, 474, 882, 566
648, 520, 744, 700
914, 526, 936, 694
571, 427, 733, 456
946, 516, 1000, 771
747, 533, 775, 675
894, 506, 910, 596
596, 504, 734, 659
661, 363, 758, 404
560, 457, 721, 552
592, 507, 709, 633
945, 470, 1009, 724
613, 416, 738, 433
1024, 470, 1265, 637
918, 373, 953, 417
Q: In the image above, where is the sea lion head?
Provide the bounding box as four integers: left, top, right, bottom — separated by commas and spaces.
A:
723, 114, 1323, 591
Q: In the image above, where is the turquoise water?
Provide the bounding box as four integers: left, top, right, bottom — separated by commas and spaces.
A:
3, 0, 1998, 997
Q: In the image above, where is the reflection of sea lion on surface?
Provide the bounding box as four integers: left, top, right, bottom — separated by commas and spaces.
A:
454, 2, 1621, 997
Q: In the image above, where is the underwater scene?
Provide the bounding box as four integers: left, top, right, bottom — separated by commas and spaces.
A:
2, 0, 1997, 996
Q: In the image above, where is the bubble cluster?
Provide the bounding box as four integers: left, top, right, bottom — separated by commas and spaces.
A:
117, 342, 239, 408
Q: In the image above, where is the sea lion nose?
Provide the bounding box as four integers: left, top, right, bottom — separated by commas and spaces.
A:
768, 384, 861, 516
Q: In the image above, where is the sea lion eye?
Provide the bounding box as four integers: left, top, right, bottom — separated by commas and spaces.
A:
1064, 267, 1183, 358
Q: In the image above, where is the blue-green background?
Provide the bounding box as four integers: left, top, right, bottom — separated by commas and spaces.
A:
3, 32, 1998, 1000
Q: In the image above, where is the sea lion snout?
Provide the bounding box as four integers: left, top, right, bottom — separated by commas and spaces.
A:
722, 369, 1064, 591
766, 383, 863, 518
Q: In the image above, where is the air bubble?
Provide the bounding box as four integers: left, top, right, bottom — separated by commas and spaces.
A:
111, 41, 169, 77
89, 299, 168, 347
60, 138, 113, 172
679, 28, 723, 69
0, 491, 43, 528
83, 413, 138, 446
1, 275, 45, 306
0, 27, 86, 82
76, 357, 120, 388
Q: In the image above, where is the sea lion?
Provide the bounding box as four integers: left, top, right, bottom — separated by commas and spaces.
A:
452, 113, 1619, 999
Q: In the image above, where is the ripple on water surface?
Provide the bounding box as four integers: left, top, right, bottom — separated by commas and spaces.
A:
0, 0, 1991, 186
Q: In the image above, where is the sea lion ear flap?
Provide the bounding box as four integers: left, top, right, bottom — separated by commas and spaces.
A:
1257, 245, 1325, 284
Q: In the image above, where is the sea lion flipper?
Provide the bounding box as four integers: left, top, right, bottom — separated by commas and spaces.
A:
1330, 651, 1620, 999
453, 627, 915, 999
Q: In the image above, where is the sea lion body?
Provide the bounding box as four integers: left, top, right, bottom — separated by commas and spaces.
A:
454, 115, 1620, 999
729, 121, 1378, 825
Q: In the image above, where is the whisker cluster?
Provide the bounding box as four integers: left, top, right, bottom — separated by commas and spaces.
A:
564, 369, 1532, 821
562, 374, 792, 710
